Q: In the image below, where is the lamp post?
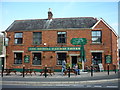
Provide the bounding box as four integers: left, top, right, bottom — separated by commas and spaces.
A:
114, 64, 116, 74
1, 65, 3, 77
23, 65, 25, 77
91, 64, 93, 77
107, 64, 109, 75
44, 65, 47, 78
68, 66, 70, 78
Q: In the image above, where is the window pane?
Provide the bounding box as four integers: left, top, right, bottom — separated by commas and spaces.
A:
61, 32, 66, 34
33, 32, 42, 45
14, 33, 23, 44
32, 53, 41, 65
15, 33, 23, 38
92, 37, 101, 43
92, 31, 101, 43
92, 31, 96, 36
57, 32, 66, 44
15, 39, 22, 44
97, 31, 101, 36
14, 53, 22, 64
57, 53, 66, 65
61, 38, 66, 43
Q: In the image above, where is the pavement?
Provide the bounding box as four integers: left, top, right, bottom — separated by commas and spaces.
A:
1, 71, 119, 88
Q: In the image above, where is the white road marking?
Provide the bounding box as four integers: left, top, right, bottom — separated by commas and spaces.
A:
106, 86, 118, 88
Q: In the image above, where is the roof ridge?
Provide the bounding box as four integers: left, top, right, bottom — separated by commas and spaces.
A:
15, 17, 98, 21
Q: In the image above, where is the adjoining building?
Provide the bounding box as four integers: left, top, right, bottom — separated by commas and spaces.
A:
1, 9, 119, 71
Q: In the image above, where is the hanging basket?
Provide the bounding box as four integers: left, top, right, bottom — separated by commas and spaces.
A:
50, 56, 53, 58
43, 56, 46, 58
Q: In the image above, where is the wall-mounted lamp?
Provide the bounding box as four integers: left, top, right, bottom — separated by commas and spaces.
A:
44, 43, 47, 46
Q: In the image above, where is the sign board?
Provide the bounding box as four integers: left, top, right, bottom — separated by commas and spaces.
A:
24, 55, 30, 63
70, 38, 87, 45
105, 55, 112, 64
98, 63, 104, 72
28, 47, 81, 51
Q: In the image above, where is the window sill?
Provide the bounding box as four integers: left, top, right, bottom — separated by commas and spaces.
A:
32, 44, 42, 46
90, 43, 103, 45
57, 43, 67, 45
14, 44, 24, 46
33, 63, 42, 66
13, 64, 22, 66
56, 65, 62, 66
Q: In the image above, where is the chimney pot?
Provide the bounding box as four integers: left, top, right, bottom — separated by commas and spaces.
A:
48, 8, 53, 20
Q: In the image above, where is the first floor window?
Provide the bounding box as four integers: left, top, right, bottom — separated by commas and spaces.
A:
57, 32, 66, 44
14, 52, 22, 64
32, 53, 41, 65
57, 53, 66, 65
33, 32, 42, 45
14, 33, 23, 44
91, 31, 102, 43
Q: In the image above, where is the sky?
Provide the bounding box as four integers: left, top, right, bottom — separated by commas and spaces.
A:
0, 1, 118, 34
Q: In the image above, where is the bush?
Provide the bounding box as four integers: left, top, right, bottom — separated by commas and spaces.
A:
66, 63, 71, 69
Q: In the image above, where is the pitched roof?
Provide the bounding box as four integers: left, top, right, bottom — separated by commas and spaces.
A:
6, 17, 98, 31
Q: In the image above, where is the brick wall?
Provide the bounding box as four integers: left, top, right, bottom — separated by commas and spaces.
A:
6, 21, 118, 70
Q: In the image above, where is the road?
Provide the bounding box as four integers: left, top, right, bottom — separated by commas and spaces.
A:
1, 72, 119, 88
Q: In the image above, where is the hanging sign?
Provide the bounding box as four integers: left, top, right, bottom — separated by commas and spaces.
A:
24, 55, 30, 63
70, 38, 87, 45
105, 55, 112, 64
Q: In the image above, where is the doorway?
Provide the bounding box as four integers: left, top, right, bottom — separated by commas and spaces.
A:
71, 56, 77, 67
92, 52, 102, 71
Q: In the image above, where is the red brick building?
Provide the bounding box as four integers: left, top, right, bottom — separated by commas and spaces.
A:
3, 10, 119, 71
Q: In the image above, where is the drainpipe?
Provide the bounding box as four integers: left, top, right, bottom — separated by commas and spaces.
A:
2, 31, 7, 69
110, 30, 112, 70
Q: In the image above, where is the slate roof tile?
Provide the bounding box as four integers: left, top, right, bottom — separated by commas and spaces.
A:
6, 17, 98, 31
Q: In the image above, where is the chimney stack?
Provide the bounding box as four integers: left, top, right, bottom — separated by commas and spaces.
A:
48, 8, 53, 20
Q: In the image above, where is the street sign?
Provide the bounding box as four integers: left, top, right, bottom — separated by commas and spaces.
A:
70, 38, 87, 45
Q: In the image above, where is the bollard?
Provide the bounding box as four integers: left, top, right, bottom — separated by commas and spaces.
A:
68, 67, 70, 78
107, 64, 109, 75
91, 65, 93, 77
23, 65, 25, 77
45, 67, 47, 78
1, 65, 3, 77
114, 65, 116, 74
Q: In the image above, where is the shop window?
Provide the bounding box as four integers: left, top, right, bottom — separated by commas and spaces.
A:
57, 53, 66, 65
92, 53, 102, 65
32, 53, 41, 65
57, 32, 66, 44
14, 33, 23, 44
91, 31, 102, 43
14, 52, 22, 64
33, 32, 42, 45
